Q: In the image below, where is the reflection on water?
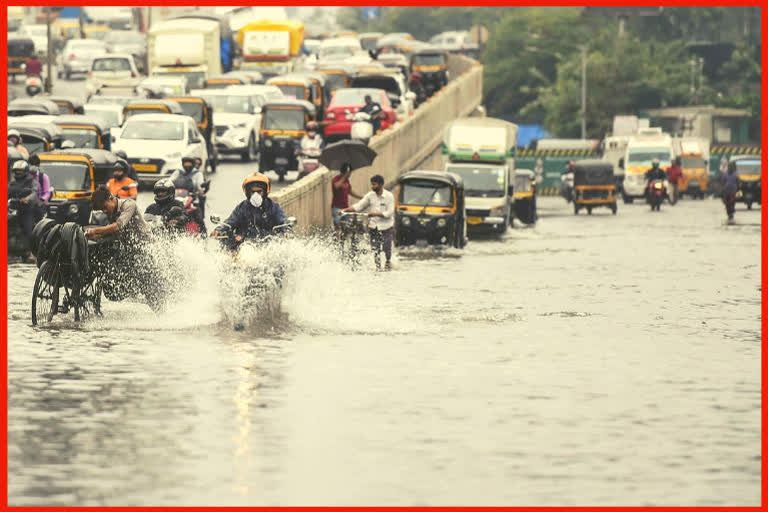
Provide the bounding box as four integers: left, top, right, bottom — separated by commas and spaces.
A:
7, 198, 761, 505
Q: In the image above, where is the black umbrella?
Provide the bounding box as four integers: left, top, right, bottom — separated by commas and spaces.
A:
319, 139, 377, 171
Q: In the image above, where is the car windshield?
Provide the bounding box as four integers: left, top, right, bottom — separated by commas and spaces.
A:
332, 89, 373, 105
107, 31, 143, 44
40, 161, 90, 191
627, 149, 671, 165
92, 58, 131, 72
61, 128, 100, 148
263, 109, 304, 131
681, 156, 705, 169
205, 95, 252, 114
445, 165, 506, 197
122, 120, 183, 140
21, 136, 46, 155
177, 102, 204, 122
401, 181, 453, 207
155, 71, 206, 90
734, 160, 761, 175
84, 107, 120, 128
274, 84, 305, 100
413, 54, 445, 66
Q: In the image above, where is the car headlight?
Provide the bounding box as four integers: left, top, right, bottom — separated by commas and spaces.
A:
68, 204, 79, 215
436, 218, 447, 227
490, 206, 505, 216
401, 216, 411, 226
264, 139, 273, 147
167, 152, 182, 159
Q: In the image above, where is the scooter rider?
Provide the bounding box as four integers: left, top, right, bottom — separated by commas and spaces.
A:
170, 156, 207, 222
645, 158, 667, 182
360, 94, 385, 134
114, 149, 139, 181
300, 121, 323, 152
106, 160, 138, 199
8, 129, 29, 160
144, 179, 188, 231
8, 160, 40, 251
213, 172, 286, 244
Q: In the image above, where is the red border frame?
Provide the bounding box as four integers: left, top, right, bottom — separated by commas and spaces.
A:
2, 2, 766, 510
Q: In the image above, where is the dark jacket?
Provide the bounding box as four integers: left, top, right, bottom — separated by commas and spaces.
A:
223, 197, 286, 239
722, 171, 739, 195
8, 175, 39, 204
645, 167, 667, 182
145, 199, 185, 218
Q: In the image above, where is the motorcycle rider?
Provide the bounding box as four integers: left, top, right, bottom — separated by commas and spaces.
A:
114, 149, 139, 181
560, 160, 575, 202
360, 94, 385, 134
300, 121, 323, 152
106, 160, 138, 199
644, 158, 667, 182
8, 160, 40, 257
8, 129, 29, 159
213, 172, 286, 244
144, 179, 189, 231
721, 160, 739, 222
170, 156, 207, 223
27, 154, 51, 216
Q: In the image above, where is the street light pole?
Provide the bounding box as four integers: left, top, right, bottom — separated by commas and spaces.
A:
581, 46, 587, 139
45, 6, 53, 93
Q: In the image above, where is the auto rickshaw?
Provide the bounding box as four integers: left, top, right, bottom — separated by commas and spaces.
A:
314, 63, 353, 94
291, 71, 329, 120
122, 99, 184, 121
678, 154, 709, 199
410, 46, 449, 97
8, 98, 61, 117
8, 36, 35, 81
266, 75, 314, 103
38, 149, 117, 226
731, 155, 762, 210
6, 120, 66, 155
50, 115, 112, 150
229, 70, 264, 84
41, 95, 86, 115
205, 73, 249, 89
572, 159, 618, 215
395, 170, 467, 249
84, 23, 110, 40
513, 169, 537, 225
258, 99, 316, 182
166, 96, 218, 173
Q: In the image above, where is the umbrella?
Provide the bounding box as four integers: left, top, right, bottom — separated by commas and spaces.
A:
319, 139, 377, 171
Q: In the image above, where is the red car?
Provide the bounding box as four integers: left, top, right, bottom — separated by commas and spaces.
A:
322, 88, 396, 143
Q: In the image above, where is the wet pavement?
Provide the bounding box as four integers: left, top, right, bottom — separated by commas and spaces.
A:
7, 193, 761, 506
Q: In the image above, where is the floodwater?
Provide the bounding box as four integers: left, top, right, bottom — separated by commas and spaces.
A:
7, 197, 761, 506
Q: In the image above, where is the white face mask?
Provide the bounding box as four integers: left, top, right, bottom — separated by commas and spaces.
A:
250, 192, 263, 208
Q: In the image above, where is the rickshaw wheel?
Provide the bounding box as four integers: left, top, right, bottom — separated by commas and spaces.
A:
31, 260, 60, 326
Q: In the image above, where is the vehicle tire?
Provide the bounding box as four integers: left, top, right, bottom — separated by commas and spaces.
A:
241, 133, 256, 162
31, 259, 59, 326
623, 194, 633, 204
747, 201, 753, 210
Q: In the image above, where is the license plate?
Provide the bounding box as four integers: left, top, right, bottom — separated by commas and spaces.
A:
275, 157, 288, 164
415, 240, 428, 247
133, 163, 158, 172
467, 216, 483, 225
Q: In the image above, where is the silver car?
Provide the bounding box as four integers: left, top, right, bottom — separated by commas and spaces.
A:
57, 39, 107, 79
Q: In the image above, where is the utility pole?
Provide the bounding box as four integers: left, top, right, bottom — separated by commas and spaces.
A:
581, 46, 587, 139
45, 6, 52, 93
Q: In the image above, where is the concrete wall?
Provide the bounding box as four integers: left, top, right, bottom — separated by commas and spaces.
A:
272, 54, 483, 232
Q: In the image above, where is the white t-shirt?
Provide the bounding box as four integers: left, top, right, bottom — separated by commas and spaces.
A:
351, 189, 395, 231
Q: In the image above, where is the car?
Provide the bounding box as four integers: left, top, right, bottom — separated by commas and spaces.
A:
138, 76, 188, 97
56, 39, 107, 79
86, 54, 142, 98
112, 113, 209, 184
323, 87, 396, 143
84, 103, 125, 129
192, 85, 283, 161
350, 70, 416, 119
104, 30, 147, 72
18, 24, 49, 56
318, 37, 363, 61
429, 30, 479, 55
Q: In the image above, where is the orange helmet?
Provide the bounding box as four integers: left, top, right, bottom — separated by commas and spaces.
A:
242, 172, 270, 196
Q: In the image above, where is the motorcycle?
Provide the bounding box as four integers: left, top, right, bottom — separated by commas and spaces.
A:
560, 171, 574, 203
8, 198, 31, 258
296, 146, 322, 181
647, 179, 667, 211
348, 111, 374, 145
174, 181, 210, 236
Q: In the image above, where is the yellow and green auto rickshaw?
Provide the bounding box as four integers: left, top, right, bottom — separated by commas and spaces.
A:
410, 45, 448, 97
51, 115, 112, 150
258, 99, 316, 182
122, 99, 184, 121
266, 74, 314, 103
572, 159, 618, 215
395, 170, 467, 249
38, 148, 117, 225
513, 168, 537, 225
731, 155, 761, 210
166, 95, 218, 173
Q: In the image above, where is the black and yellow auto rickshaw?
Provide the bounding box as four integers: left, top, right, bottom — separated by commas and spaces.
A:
258, 99, 316, 181
122, 99, 183, 121
204, 74, 249, 89
166, 95, 218, 173
513, 169, 537, 225
266, 75, 315, 104
395, 170, 467, 249
8, 36, 35, 81
572, 159, 618, 215
41, 95, 86, 115
731, 155, 762, 210
410, 46, 448, 97
314, 63, 353, 95
51, 115, 112, 150
7, 121, 66, 155
291, 71, 329, 120
8, 98, 61, 117
38, 149, 117, 226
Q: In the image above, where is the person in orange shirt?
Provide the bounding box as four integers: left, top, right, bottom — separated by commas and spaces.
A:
106, 160, 138, 199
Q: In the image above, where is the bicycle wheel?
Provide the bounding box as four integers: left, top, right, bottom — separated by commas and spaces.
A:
74, 277, 102, 322
31, 259, 60, 326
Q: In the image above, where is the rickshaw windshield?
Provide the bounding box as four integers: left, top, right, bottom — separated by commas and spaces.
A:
61, 128, 100, 148
734, 160, 761, 175
514, 175, 532, 192
412, 54, 445, 66
681, 156, 705, 168
401, 180, 453, 207
445, 165, 506, 198
263, 109, 304, 131
275, 84, 305, 100
41, 161, 90, 191
177, 102, 204, 122
21, 136, 46, 155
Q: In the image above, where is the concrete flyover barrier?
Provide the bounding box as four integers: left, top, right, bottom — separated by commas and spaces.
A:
271, 54, 484, 232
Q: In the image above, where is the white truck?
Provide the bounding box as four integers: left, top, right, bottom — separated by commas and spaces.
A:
622, 128, 675, 203
148, 18, 221, 90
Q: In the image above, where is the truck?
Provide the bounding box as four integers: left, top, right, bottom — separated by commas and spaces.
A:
148, 18, 222, 90
621, 128, 674, 203
442, 117, 518, 235
235, 20, 304, 78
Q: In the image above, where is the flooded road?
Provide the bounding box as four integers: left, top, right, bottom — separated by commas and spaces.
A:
7, 195, 761, 506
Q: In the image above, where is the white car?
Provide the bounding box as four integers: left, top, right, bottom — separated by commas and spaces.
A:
18, 24, 49, 56
318, 37, 362, 61
138, 76, 188, 97
84, 103, 125, 129
56, 39, 107, 79
86, 54, 142, 98
112, 113, 208, 184
192, 85, 283, 162
429, 30, 479, 54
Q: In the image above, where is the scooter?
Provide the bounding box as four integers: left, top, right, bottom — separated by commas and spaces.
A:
174, 181, 210, 235
296, 146, 322, 181
348, 111, 373, 145
560, 171, 574, 203
647, 179, 667, 211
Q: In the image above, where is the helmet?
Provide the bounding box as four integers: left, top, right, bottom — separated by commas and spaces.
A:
12, 160, 29, 177
181, 156, 195, 165
652, 158, 660, 167
113, 160, 128, 172
61, 140, 76, 149
115, 149, 128, 160
28, 154, 40, 166
153, 178, 175, 203
306, 121, 318, 132
242, 172, 270, 196
8, 129, 21, 142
